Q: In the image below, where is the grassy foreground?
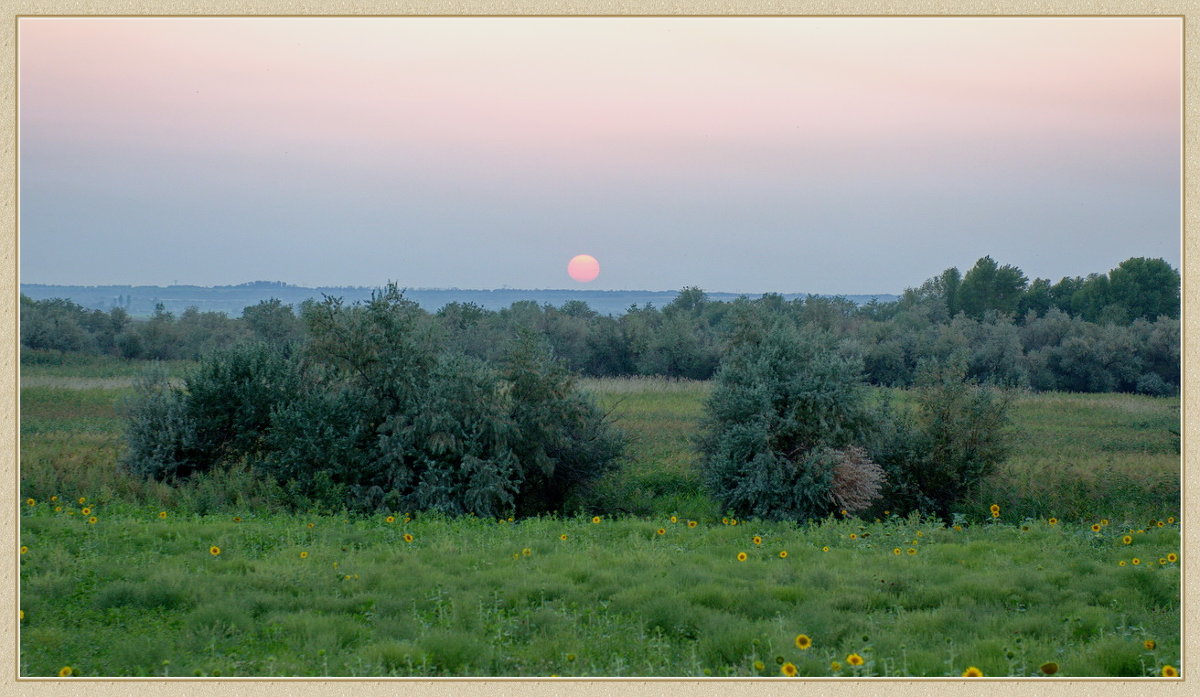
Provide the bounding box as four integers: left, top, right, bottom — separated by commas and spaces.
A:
18, 364, 1182, 677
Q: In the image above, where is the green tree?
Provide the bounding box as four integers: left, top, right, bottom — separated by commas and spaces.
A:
1106, 257, 1179, 321
957, 256, 1028, 319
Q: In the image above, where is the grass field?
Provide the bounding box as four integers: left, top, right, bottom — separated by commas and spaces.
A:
18, 364, 1182, 677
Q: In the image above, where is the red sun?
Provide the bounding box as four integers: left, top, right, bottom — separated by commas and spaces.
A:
567, 254, 600, 283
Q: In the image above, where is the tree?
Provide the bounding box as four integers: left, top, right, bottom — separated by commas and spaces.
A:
1106, 257, 1179, 321
697, 321, 882, 521
957, 256, 1028, 319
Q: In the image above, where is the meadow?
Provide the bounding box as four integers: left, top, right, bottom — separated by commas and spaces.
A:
18, 358, 1182, 678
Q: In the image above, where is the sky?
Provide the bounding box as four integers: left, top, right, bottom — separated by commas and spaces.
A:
19, 17, 1182, 294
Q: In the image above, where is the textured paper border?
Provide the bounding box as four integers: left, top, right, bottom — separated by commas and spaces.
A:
1, 2, 1193, 696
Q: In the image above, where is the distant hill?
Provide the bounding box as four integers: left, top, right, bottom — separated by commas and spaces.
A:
19, 282, 900, 318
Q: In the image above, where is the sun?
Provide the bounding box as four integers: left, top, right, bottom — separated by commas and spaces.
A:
567, 254, 600, 283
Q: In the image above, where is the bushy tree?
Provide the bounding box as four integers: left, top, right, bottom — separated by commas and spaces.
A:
122, 285, 624, 516
697, 321, 882, 521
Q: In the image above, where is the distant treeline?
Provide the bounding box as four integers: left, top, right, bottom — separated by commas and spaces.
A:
21, 255, 1180, 396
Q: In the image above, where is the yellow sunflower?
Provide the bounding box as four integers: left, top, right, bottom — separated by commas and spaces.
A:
20, 545, 28, 555
80, 507, 91, 516
1101, 518, 1110, 526
989, 504, 1000, 514
822, 546, 830, 552
893, 548, 902, 555
25, 498, 34, 507
1122, 535, 1133, 545
87, 517, 97, 524
907, 548, 917, 556
656, 528, 666, 535
688, 520, 698, 528
592, 516, 601, 524
560, 534, 569, 541
1048, 518, 1058, 525
78, 497, 86, 505
794, 634, 812, 650
299, 551, 308, 559
1166, 516, 1175, 524
232, 516, 241, 523
209, 546, 221, 556
962, 666, 983, 677
403, 533, 414, 543
1144, 640, 1156, 650
1132, 558, 1141, 565
1162, 665, 1179, 677
849, 533, 857, 540
1091, 524, 1101, 532
385, 516, 395, 523
779, 550, 788, 559
1167, 553, 1178, 563
1118, 561, 1127, 567
522, 548, 531, 556
780, 662, 797, 677
158, 511, 167, 519
847, 653, 864, 666
752, 536, 762, 545
736, 552, 747, 562
58, 666, 73, 677
670, 516, 678, 524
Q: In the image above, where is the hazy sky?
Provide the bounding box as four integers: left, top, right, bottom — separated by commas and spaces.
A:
19, 17, 1181, 294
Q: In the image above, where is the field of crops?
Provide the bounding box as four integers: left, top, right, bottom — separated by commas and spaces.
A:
18, 359, 1182, 678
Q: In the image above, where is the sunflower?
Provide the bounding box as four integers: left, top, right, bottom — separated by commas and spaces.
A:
1039, 661, 1058, 675
566, 654, 576, 662
840, 509, 848, 516
962, 666, 983, 677
78, 497, 86, 505
656, 528, 666, 536
385, 516, 395, 524
1162, 665, 1179, 677
779, 550, 788, 559
403, 533, 414, 543
1122, 535, 1133, 544
1158, 558, 1167, 565
1167, 553, 1178, 563
592, 516, 601, 524
847, 653, 864, 666
831, 661, 841, 671
54, 507, 61, 513
522, 547, 531, 556
752, 536, 762, 545
780, 662, 797, 677
893, 548, 902, 556
498, 519, 507, 525
1091, 524, 1101, 532
50, 496, 58, 503
299, 551, 308, 559
307, 522, 315, 529
822, 546, 830, 552
209, 546, 221, 556
58, 666, 73, 677
670, 516, 678, 524
736, 552, 747, 562
1156, 521, 1164, 528
158, 511, 167, 519
87, 517, 97, 524
991, 511, 1000, 518
989, 504, 1000, 514
688, 520, 698, 528
753, 660, 765, 671
722, 517, 729, 525
916, 531, 924, 537
849, 533, 857, 540
1144, 639, 1156, 650
954, 525, 963, 531
730, 519, 738, 526
1048, 518, 1058, 525
80, 507, 91, 516
25, 498, 34, 507
19, 545, 28, 555
907, 548, 917, 556
232, 516, 241, 523
794, 634, 812, 650
1132, 558, 1141, 565
1101, 518, 1110, 526
560, 534, 569, 541
1118, 561, 1127, 567
1166, 516, 1175, 524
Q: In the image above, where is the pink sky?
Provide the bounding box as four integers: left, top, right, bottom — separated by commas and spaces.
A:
19, 17, 1181, 292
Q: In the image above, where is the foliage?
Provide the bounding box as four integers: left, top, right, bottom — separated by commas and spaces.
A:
697, 321, 878, 521
119, 286, 624, 516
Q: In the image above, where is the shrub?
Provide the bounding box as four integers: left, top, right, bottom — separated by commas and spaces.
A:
877, 354, 1012, 519
697, 321, 878, 521
121, 285, 624, 516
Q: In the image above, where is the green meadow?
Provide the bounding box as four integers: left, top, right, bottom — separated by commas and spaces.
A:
18, 362, 1182, 677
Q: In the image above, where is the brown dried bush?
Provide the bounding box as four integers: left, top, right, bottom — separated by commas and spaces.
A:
827, 446, 885, 514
